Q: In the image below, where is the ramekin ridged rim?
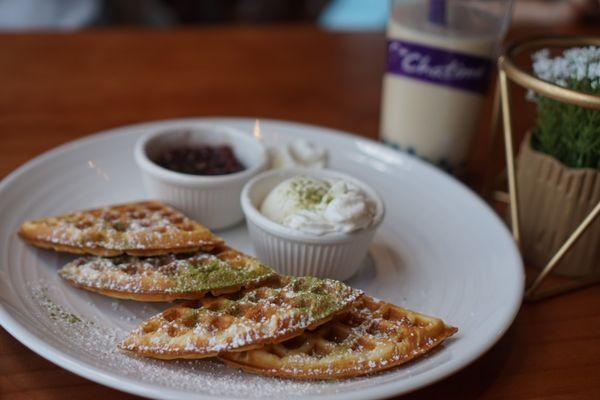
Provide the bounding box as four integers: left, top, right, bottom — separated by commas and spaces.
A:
134, 123, 268, 188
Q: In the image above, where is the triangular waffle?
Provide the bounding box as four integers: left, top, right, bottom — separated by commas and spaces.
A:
220, 296, 457, 379
18, 200, 223, 256
58, 248, 277, 301
119, 276, 363, 359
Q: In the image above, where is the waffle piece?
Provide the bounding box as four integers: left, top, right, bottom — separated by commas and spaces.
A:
119, 276, 363, 359
220, 296, 457, 379
18, 200, 223, 256
58, 248, 277, 301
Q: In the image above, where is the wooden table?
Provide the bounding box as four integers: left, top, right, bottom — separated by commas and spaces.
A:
1, 25, 599, 400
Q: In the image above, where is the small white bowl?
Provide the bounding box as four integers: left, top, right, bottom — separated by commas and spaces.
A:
241, 168, 385, 280
135, 124, 268, 230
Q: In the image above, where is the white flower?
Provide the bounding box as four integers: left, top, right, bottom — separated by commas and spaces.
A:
528, 46, 600, 100
532, 46, 600, 87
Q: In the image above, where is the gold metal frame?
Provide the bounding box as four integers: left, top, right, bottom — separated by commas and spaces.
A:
497, 36, 600, 301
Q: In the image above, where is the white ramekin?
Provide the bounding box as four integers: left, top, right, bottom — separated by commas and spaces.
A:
134, 124, 268, 230
241, 168, 385, 281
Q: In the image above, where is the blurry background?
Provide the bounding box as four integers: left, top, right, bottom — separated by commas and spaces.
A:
0, 0, 598, 31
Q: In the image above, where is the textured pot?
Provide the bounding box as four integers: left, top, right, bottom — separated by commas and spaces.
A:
516, 133, 600, 277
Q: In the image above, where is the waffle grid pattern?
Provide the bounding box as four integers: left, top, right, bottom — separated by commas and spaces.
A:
119, 276, 363, 359
220, 296, 457, 379
18, 200, 223, 256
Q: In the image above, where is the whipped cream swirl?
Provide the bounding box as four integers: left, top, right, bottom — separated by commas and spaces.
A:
270, 139, 327, 169
260, 176, 375, 235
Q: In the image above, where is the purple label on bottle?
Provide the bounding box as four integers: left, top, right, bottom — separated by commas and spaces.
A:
387, 39, 493, 94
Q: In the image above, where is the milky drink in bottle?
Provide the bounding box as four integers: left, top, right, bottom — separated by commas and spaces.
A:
380, 0, 512, 171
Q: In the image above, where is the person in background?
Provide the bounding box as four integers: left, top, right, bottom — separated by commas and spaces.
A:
0, 0, 597, 30
0, 0, 328, 29
0, 0, 101, 29
319, 0, 600, 29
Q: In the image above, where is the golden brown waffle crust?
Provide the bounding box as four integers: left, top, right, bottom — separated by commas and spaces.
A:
119, 277, 364, 360
18, 200, 223, 256
63, 278, 272, 302
58, 249, 277, 302
219, 296, 457, 380
220, 327, 456, 380
120, 302, 357, 360
18, 236, 209, 257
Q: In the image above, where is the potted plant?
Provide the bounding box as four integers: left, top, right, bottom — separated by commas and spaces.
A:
517, 46, 599, 277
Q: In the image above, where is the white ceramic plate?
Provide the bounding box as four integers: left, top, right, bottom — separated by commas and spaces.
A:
0, 118, 523, 400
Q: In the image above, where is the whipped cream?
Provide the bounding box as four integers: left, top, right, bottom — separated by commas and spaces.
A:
270, 140, 327, 169
260, 175, 375, 235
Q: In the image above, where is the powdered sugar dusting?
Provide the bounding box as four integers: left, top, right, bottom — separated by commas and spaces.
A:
29, 283, 341, 397
22, 275, 452, 397
120, 276, 363, 357
20, 201, 221, 254
58, 250, 275, 297
222, 296, 457, 379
